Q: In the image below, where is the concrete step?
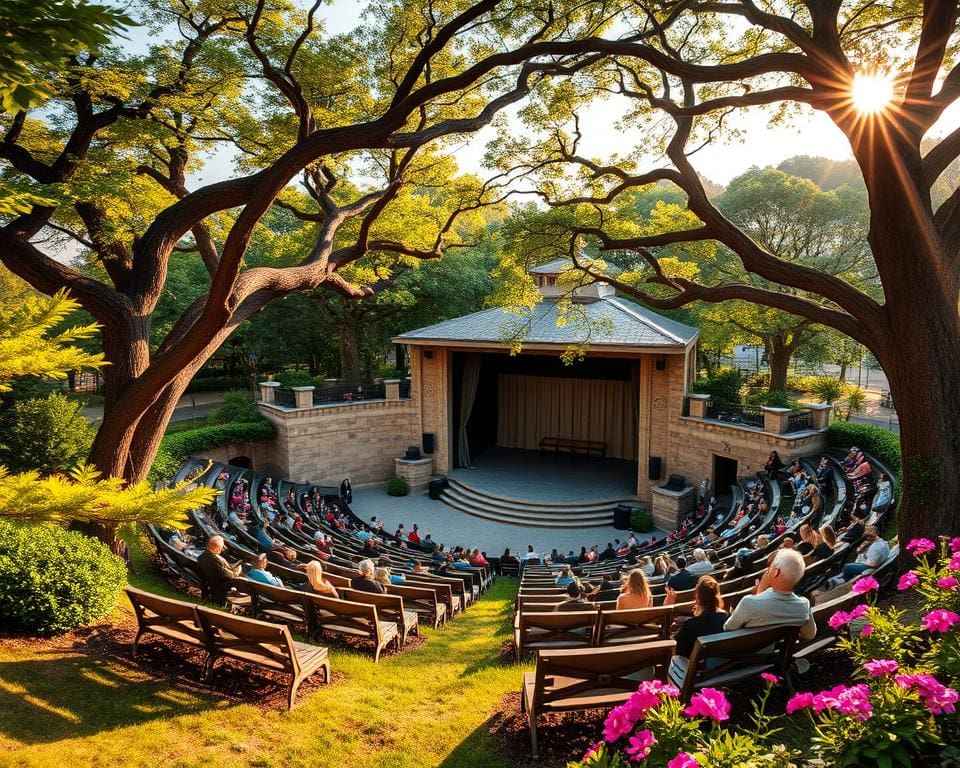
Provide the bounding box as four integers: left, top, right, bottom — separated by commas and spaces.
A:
438, 489, 615, 528
441, 487, 619, 520
445, 477, 638, 512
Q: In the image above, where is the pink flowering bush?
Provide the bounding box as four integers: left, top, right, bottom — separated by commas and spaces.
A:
572, 677, 796, 768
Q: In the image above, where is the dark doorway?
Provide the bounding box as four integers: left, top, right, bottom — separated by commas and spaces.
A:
712, 455, 738, 498
229, 455, 253, 469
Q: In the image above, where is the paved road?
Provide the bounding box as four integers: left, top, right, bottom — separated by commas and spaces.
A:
81, 390, 225, 424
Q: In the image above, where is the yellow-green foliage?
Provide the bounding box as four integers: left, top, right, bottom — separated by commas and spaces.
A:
0, 464, 217, 529
0, 284, 103, 392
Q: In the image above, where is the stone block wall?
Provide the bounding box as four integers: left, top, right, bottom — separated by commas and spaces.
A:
191, 440, 279, 476
258, 399, 421, 486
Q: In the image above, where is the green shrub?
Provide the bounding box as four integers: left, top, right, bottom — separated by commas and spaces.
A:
692, 368, 744, 404
630, 508, 654, 532
206, 390, 260, 425
387, 477, 409, 496
275, 370, 315, 387
786, 374, 818, 393
0, 520, 126, 635
149, 419, 277, 484
809, 375, 845, 404
828, 421, 901, 477
0, 392, 95, 473
744, 388, 797, 408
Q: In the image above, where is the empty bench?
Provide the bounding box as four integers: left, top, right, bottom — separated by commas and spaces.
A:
538, 436, 606, 458
126, 586, 330, 710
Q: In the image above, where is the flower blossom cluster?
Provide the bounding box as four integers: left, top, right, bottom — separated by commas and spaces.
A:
921, 609, 960, 634
863, 659, 898, 677
625, 730, 656, 761
907, 538, 937, 555
683, 688, 731, 722
667, 753, 699, 768
787, 684, 873, 720
851, 576, 879, 595
828, 603, 869, 630
895, 674, 959, 715
602, 680, 678, 743
897, 571, 919, 590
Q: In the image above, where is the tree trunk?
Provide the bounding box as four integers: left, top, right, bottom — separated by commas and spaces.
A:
339, 324, 360, 385
765, 340, 789, 392
838, 361, 847, 382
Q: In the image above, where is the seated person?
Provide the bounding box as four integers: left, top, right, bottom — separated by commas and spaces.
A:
809, 525, 836, 562
687, 548, 714, 576
555, 565, 576, 586
407, 525, 421, 545
554, 580, 597, 612
872, 474, 893, 514
668, 576, 729, 684
723, 548, 754, 581
598, 542, 618, 561
588, 576, 622, 603
616, 569, 653, 610
197, 535, 242, 605
835, 525, 890, 584
664, 557, 697, 604
839, 510, 867, 543
500, 548, 518, 567
723, 549, 816, 641
267, 546, 301, 570
795, 524, 815, 556
468, 548, 489, 567
351, 559, 385, 594
247, 553, 283, 587
638, 555, 655, 577
304, 560, 338, 597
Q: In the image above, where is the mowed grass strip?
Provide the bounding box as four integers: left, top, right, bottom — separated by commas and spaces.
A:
0, 573, 527, 768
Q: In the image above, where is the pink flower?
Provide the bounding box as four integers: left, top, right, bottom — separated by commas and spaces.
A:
950, 537, 960, 553
808, 684, 873, 720
860, 624, 873, 636
863, 659, 898, 677
921, 609, 960, 634
828, 610, 851, 630
683, 688, 731, 722
786, 692, 815, 714
897, 571, 919, 590
761, 672, 779, 684
603, 704, 636, 743
938, 576, 959, 590
896, 674, 960, 715
907, 538, 937, 555
583, 742, 602, 760
668, 754, 699, 768
638, 679, 680, 698
850, 603, 869, 619
950, 554, 960, 571
852, 576, 879, 595
625, 730, 656, 762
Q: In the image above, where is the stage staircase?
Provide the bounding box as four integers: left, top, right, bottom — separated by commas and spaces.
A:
439, 476, 640, 528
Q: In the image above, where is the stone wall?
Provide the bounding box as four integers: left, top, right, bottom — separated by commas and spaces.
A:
414, 346, 451, 473
191, 440, 278, 475
258, 399, 421, 486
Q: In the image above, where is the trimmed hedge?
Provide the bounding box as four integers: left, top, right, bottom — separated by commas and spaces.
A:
692, 368, 744, 405
827, 421, 901, 474
0, 520, 127, 635
630, 508, 655, 533
185, 375, 250, 394
150, 419, 277, 484
387, 477, 409, 496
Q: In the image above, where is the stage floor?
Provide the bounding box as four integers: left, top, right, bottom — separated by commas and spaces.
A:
450, 448, 638, 503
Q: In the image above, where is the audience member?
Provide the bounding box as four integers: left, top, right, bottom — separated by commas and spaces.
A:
305, 560, 338, 597
351, 559, 385, 594
554, 580, 596, 612
197, 535, 242, 605
616, 569, 653, 610
668, 576, 729, 683
723, 549, 816, 640
247, 553, 283, 587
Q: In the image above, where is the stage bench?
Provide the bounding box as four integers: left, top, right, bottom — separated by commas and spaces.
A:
538, 436, 606, 458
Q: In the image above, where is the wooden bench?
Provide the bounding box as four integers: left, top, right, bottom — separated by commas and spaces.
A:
515, 610, 599, 658
522, 640, 675, 759
672, 624, 799, 702
303, 592, 399, 663
339, 586, 419, 646
127, 586, 206, 655
195, 605, 330, 710
387, 583, 446, 629
595, 606, 674, 646
538, 436, 606, 458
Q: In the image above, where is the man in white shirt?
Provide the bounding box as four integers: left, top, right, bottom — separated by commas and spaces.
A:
724, 548, 817, 641
839, 525, 890, 582
686, 548, 714, 576
872, 475, 893, 514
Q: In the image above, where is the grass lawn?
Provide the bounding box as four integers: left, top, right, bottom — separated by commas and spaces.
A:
0, 556, 532, 768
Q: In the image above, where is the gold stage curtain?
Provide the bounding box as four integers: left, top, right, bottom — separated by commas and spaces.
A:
496, 374, 638, 460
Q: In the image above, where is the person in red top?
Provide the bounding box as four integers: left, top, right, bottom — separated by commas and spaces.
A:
468, 548, 488, 567
407, 524, 421, 545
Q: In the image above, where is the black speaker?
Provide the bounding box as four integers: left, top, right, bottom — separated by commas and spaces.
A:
428, 477, 448, 500
648, 456, 663, 480
664, 473, 686, 491
422, 432, 436, 454
613, 504, 632, 530
655, 357, 666, 371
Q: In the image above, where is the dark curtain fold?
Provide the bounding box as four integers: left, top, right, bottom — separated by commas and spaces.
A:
457, 353, 482, 467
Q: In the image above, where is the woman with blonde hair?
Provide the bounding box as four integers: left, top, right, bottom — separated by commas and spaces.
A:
304, 560, 338, 598
668, 576, 728, 684
809, 525, 836, 561
616, 568, 653, 610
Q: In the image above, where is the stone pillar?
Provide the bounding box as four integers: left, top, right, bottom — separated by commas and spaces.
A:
650, 485, 696, 532
803, 402, 834, 430
687, 393, 710, 418
762, 406, 790, 435
395, 456, 433, 493
384, 379, 400, 400
259, 381, 280, 403
292, 385, 315, 409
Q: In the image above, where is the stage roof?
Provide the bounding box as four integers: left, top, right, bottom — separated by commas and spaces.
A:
394, 297, 698, 352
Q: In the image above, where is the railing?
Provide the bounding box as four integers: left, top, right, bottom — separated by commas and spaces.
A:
312, 381, 385, 405
274, 388, 297, 407
704, 401, 765, 429
785, 411, 812, 433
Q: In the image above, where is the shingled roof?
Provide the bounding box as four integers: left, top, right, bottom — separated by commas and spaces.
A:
394, 297, 698, 351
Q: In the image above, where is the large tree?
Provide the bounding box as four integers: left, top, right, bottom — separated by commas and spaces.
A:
491, 1, 960, 542
0, 0, 615, 514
